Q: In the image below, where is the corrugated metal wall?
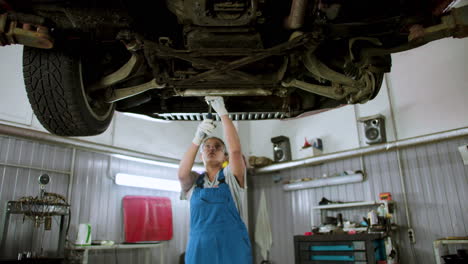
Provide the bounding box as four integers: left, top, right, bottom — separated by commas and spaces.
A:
0, 135, 72, 258
69, 151, 189, 264
0, 135, 188, 263
1, 133, 467, 263
249, 136, 468, 264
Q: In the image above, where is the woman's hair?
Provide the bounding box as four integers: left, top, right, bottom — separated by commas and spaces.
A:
200, 137, 228, 155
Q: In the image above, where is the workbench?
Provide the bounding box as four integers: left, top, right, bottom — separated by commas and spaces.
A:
433, 237, 468, 264
65, 242, 166, 264
0, 201, 69, 255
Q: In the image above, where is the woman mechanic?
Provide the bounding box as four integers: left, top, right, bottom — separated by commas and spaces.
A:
178, 96, 253, 264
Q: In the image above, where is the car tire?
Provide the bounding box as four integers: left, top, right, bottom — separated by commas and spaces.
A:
23, 46, 115, 136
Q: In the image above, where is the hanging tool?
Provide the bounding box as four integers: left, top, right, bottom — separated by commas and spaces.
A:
207, 103, 213, 120
200, 101, 214, 141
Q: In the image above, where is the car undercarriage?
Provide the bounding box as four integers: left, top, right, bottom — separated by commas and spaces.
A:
0, 0, 467, 136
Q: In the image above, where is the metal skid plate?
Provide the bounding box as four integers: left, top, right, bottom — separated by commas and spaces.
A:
154, 112, 287, 121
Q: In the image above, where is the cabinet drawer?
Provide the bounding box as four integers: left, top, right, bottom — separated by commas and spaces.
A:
299, 241, 366, 251
311, 255, 355, 261
300, 251, 367, 261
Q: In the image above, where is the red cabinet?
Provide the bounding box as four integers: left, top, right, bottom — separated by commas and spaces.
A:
123, 196, 173, 242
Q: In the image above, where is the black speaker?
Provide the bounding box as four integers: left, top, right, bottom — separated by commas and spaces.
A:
361, 115, 386, 145
271, 136, 292, 162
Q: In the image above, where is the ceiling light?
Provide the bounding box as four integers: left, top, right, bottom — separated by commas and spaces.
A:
115, 173, 181, 192
113, 154, 180, 168
112, 154, 205, 171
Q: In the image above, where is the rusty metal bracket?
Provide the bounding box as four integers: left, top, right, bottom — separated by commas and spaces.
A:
172, 32, 319, 85
361, 5, 468, 59
0, 13, 53, 49
425, 4, 468, 39
147, 42, 266, 83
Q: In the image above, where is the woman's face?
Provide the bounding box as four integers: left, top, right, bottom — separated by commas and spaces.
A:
201, 138, 227, 166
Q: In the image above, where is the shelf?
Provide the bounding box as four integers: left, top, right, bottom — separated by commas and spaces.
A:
283, 173, 364, 192
69, 242, 165, 251
7, 201, 69, 215
66, 242, 166, 264
311, 201, 383, 210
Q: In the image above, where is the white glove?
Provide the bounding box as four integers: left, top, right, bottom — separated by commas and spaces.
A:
205, 96, 228, 116
192, 119, 216, 145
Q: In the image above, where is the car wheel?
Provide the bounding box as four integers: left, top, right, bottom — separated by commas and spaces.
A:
23, 45, 115, 136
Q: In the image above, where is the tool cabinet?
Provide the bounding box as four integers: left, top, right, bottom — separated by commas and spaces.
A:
294, 234, 385, 264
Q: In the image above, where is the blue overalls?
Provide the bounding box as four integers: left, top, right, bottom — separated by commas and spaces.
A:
185, 169, 253, 264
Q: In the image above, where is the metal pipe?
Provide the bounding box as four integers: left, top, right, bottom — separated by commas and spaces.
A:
255, 127, 468, 174
385, 76, 417, 260
284, 0, 308, 30
0, 123, 182, 165
177, 88, 273, 97
0, 162, 71, 175
67, 148, 76, 204
353, 105, 368, 184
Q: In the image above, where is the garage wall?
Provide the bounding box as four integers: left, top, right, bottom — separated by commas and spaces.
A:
0, 135, 72, 258
249, 136, 468, 264
0, 134, 189, 263
69, 151, 188, 263
1, 118, 467, 264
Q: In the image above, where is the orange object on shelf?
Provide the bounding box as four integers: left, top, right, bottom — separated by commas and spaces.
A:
379, 192, 392, 201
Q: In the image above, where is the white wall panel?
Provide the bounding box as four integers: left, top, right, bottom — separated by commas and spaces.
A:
245, 105, 360, 160
387, 37, 468, 139
0, 46, 33, 125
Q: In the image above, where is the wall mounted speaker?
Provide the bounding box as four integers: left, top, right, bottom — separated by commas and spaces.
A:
271, 136, 292, 162
360, 115, 386, 145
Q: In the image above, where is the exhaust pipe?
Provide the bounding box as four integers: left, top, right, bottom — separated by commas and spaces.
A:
284, 0, 308, 30
176, 88, 274, 97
